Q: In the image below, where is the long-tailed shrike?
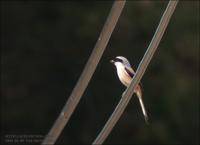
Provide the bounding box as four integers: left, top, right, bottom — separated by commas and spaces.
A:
110, 56, 148, 123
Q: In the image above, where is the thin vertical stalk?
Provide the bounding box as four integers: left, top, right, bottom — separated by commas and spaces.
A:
42, 1, 126, 145
93, 1, 178, 144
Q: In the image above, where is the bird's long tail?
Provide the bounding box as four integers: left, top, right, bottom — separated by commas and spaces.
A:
135, 85, 149, 124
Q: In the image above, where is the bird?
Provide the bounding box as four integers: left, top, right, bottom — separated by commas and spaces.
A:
110, 56, 148, 123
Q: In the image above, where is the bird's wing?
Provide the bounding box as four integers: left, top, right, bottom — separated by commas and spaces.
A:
124, 66, 135, 78
125, 66, 143, 88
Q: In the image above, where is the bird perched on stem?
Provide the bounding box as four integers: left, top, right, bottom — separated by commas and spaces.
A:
110, 56, 148, 123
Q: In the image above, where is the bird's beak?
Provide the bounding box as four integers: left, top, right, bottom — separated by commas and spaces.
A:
110, 60, 115, 64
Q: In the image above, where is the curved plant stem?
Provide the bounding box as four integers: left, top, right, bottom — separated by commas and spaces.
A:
41, 1, 126, 145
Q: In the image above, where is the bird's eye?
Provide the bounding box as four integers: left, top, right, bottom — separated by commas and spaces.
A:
114, 58, 123, 63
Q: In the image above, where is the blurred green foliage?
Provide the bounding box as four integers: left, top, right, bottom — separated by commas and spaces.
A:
1, 1, 199, 144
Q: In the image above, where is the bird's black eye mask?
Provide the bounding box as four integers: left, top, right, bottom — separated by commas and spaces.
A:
114, 58, 123, 63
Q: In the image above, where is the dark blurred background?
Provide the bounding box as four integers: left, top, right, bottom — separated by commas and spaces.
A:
1, 1, 199, 144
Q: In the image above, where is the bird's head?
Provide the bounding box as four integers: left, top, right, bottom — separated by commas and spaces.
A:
110, 56, 131, 67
